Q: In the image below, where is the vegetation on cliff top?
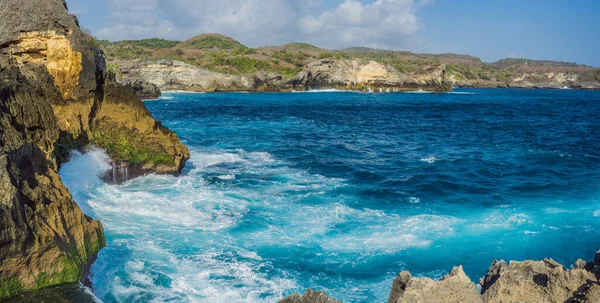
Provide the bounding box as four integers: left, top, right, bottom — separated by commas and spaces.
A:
99, 34, 600, 84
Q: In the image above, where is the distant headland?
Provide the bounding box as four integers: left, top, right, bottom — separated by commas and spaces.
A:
97, 34, 600, 98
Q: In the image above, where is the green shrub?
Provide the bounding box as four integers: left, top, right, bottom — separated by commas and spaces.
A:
122, 38, 180, 49
228, 57, 270, 74
189, 37, 242, 49
279, 67, 300, 79
318, 52, 334, 59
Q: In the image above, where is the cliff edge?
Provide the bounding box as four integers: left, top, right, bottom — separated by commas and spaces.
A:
114, 58, 449, 93
0, 0, 188, 298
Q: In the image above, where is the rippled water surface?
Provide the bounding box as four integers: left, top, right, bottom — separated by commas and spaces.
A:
60, 89, 600, 302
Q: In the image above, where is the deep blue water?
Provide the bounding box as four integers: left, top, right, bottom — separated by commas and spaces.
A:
60, 89, 600, 302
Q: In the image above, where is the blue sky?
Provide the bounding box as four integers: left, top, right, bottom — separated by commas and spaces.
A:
66, 0, 600, 66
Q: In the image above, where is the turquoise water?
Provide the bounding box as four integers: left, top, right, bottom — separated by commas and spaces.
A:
60, 89, 600, 303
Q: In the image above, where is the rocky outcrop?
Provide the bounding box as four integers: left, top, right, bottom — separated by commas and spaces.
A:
480, 257, 598, 303
448, 71, 600, 90
0, 0, 188, 298
284, 250, 600, 303
291, 60, 449, 92
387, 266, 482, 303
116, 59, 292, 92
115, 76, 161, 99
113, 59, 450, 93
279, 289, 343, 303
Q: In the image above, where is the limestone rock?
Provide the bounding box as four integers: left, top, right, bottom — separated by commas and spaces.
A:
279, 289, 343, 303
387, 266, 482, 303
113, 58, 450, 93
480, 258, 597, 303
0, 0, 189, 298
116, 59, 292, 92
116, 76, 161, 99
291, 59, 449, 92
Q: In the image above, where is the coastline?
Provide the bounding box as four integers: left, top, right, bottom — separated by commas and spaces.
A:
1, 0, 599, 302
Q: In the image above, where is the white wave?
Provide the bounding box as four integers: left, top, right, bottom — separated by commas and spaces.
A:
447, 91, 476, 95
405, 89, 433, 94
300, 89, 344, 93
468, 211, 533, 229
420, 156, 437, 164
408, 197, 421, 204
80, 283, 104, 303
193, 152, 245, 169
162, 90, 206, 94
64, 146, 547, 302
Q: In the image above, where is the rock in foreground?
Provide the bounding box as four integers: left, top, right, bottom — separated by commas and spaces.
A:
280, 289, 343, 303
387, 266, 481, 303
0, 0, 188, 298
283, 250, 600, 303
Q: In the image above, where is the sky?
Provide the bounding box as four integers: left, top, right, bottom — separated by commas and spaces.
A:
65, 0, 600, 66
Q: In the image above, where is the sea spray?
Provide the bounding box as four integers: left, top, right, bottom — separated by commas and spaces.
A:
59, 89, 600, 303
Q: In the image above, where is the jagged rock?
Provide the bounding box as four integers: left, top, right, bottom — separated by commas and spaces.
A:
447, 70, 600, 90
387, 266, 482, 303
0, 0, 189, 298
115, 77, 161, 99
0, 70, 105, 299
279, 289, 343, 303
291, 59, 449, 92
113, 58, 450, 93
480, 258, 597, 303
116, 59, 292, 92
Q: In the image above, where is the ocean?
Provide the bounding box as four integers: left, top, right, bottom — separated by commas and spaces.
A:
59, 88, 600, 303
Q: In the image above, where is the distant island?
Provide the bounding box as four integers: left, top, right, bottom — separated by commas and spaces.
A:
96, 34, 600, 98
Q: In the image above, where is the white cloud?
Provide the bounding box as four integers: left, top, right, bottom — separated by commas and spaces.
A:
94, 0, 429, 50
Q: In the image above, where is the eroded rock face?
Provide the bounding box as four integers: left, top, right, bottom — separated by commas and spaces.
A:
291, 59, 449, 92
281, 250, 600, 303
116, 59, 292, 92
0, 71, 105, 299
387, 266, 482, 303
0, 0, 188, 298
386, 250, 600, 303
447, 71, 600, 90
480, 258, 597, 303
113, 58, 450, 93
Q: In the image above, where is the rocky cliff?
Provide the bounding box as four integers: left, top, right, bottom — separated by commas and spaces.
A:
447, 71, 600, 90
282, 250, 600, 303
113, 58, 449, 93
290, 59, 448, 92
0, 0, 188, 298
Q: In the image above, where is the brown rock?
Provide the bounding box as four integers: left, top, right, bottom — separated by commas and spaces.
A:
0, 0, 189, 298
480, 258, 597, 303
387, 266, 482, 303
279, 289, 343, 303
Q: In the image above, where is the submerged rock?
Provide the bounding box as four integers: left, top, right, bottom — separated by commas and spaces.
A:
0, 0, 189, 298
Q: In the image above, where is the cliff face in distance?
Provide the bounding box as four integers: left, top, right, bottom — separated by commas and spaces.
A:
99, 35, 600, 96
0, 0, 188, 298
115, 58, 449, 94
